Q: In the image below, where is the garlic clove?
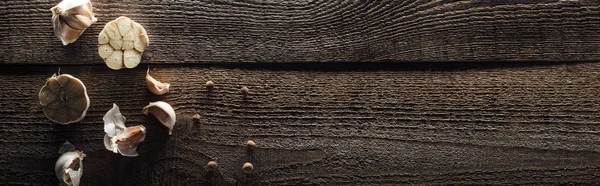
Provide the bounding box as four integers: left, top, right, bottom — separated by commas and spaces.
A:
109, 39, 124, 50
39, 85, 58, 106
103, 103, 126, 137
104, 22, 121, 40
50, 0, 97, 45
134, 34, 149, 52
115, 125, 146, 157
39, 74, 90, 125
98, 31, 110, 44
105, 50, 124, 70
55, 141, 85, 186
98, 16, 149, 70
98, 44, 114, 59
145, 68, 170, 95
116, 16, 133, 36
124, 49, 142, 69
142, 101, 176, 135
123, 41, 135, 50
52, 17, 85, 45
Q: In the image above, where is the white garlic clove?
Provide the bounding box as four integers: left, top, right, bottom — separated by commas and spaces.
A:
145, 68, 170, 95
103, 22, 121, 40
123, 41, 135, 50
105, 50, 124, 70
109, 39, 124, 50
50, 0, 97, 45
142, 101, 176, 135
55, 141, 85, 186
98, 31, 109, 44
116, 16, 133, 36
114, 125, 146, 157
103, 103, 126, 137
98, 44, 114, 59
124, 49, 142, 69
134, 34, 149, 52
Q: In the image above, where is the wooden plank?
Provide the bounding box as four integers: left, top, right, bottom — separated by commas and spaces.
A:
1, 63, 600, 185
1, 0, 600, 64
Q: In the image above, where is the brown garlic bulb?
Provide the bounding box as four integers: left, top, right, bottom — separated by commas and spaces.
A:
39, 73, 90, 124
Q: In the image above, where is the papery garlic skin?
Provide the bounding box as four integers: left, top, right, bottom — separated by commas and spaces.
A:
146, 68, 170, 95
142, 101, 176, 135
103, 104, 146, 157
51, 0, 97, 45
55, 149, 85, 186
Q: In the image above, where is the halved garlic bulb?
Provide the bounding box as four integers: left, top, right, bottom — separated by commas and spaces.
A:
55, 141, 86, 186
51, 0, 97, 45
103, 103, 146, 157
98, 16, 149, 70
142, 101, 176, 135
39, 73, 90, 125
146, 68, 170, 95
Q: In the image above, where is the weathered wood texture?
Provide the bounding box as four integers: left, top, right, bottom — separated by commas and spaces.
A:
2, 0, 600, 64
2, 63, 600, 185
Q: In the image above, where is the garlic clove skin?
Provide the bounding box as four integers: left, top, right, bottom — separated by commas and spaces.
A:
142, 101, 176, 135
103, 103, 126, 137
50, 0, 97, 45
55, 142, 85, 186
145, 68, 170, 95
104, 133, 118, 153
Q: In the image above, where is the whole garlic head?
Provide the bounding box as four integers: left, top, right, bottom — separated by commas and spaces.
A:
55, 141, 86, 186
51, 0, 97, 45
103, 104, 146, 157
39, 73, 90, 125
142, 101, 176, 135
98, 16, 149, 70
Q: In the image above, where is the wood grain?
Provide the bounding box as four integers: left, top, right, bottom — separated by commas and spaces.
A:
2, 0, 600, 64
1, 62, 600, 185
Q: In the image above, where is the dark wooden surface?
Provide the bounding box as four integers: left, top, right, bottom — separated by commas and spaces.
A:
2, 0, 600, 64
2, 63, 600, 185
2, 0, 600, 185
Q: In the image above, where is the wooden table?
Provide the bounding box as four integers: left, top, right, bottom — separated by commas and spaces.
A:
2, 0, 600, 185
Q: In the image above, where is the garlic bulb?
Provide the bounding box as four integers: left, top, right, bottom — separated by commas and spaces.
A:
98, 16, 149, 70
39, 73, 90, 125
50, 0, 97, 45
142, 101, 176, 135
55, 141, 85, 186
103, 103, 146, 157
146, 68, 170, 95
